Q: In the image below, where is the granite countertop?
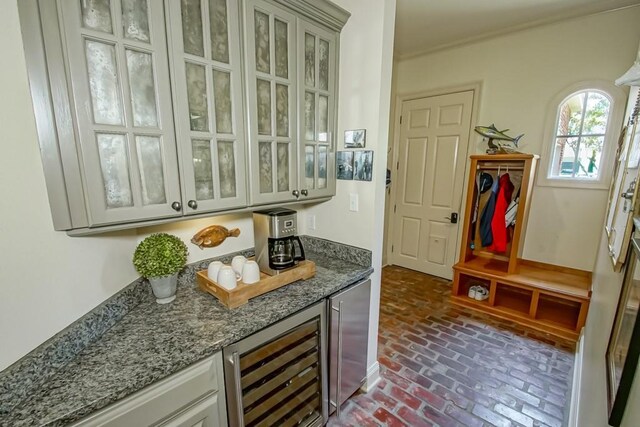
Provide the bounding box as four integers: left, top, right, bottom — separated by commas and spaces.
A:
0, 237, 372, 427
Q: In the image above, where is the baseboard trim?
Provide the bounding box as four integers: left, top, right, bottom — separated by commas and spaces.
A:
568, 330, 585, 427
360, 361, 381, 392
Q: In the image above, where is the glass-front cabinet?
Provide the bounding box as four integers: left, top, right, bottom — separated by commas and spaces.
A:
21, 0, 348, 233
243, 0, 298, 205
298, 20, 336, 199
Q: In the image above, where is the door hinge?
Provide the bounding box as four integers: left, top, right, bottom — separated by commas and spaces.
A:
391, 245, 394, 253
394, 205, 397, 213
400, 115, 403, 124
396, 161, 399, 170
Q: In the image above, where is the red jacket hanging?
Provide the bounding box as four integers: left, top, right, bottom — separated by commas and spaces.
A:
488, 173, 514, 253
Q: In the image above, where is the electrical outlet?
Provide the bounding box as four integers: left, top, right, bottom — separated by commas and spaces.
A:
308, 214, 316, 230
349, 193, 359, 212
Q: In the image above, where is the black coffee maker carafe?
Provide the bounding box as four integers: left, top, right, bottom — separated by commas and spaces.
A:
253, 208, 306, 275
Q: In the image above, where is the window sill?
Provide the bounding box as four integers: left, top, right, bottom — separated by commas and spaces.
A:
536, 176, 609, 190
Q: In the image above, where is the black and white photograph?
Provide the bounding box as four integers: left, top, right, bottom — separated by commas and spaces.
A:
353, 150, 373, 181
336, 151, 353, 180
344, 129, 366, 148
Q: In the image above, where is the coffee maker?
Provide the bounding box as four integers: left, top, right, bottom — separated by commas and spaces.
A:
253, 208, 306, 275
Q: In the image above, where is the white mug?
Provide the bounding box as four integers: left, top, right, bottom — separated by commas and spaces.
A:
207, 261, 223, 281
217, 266, 237, 290
231, 255, 247, 278
242, 261, 261, 284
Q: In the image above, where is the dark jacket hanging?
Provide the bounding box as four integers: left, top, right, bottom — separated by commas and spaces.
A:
479, 178, 499, 247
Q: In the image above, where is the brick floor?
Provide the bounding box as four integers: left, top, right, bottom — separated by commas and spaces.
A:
327, 265, 575, 427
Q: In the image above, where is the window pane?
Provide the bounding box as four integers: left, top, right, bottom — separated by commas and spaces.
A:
126, 50, 158, 127
185, 62, 209, 131
583, 92, 610, 135
136, 136, 166, 205
259, 141, 273, 193
305, 145, 315, 189
86, 41, 124, 125
192, 139, 214, 200
254, 11, 270, 73
257, 79, 271, 135
277, 143, 289, 192
319, 39, 329, 91
97, 133, 133, 208
213, 70, 233, 133
304, 33, 315, 87
577, 136, 604, 178
218, 141, 236, 198
181, 0, 204, 57
304, 92, 315, 141
552, 137, 580, 177
209, 0, 230, 63
318, 95, 328, 142
82, 0, 113, 34
557, 93, 585, 137
274, 19, 288, 78
276, 84, 288, 137
122, 0, 150, 42
318, 145, 327, 189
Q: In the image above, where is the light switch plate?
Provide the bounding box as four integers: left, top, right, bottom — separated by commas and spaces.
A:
308, 214, 316, 230
349, 193, 359, 212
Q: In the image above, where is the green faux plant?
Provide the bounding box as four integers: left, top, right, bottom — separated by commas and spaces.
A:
133, 233, 189, 279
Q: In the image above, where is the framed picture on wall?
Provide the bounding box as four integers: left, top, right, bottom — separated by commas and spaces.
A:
606, 237, 640, 426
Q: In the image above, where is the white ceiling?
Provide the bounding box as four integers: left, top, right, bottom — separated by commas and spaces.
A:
394, 0, 640, 59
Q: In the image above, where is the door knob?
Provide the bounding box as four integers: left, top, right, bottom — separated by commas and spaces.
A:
292, 190, 300, 198
445, 213, 458, 224
187, 200, 198, 210
171, 201, 182, 211
301, 189, 308, 196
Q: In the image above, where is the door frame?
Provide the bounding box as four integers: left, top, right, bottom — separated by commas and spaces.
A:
385, 82, 483, 273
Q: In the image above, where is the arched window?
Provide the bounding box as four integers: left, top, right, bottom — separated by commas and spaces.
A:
549, 90, 612, 180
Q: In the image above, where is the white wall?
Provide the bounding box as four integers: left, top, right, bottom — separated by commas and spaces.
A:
297, 0, 396, 376
392, 7, 640, 271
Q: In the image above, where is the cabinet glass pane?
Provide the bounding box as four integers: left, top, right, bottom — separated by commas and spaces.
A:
304, 92, 315, 141
277, 143, 289, 192
209, 0, 229, 63
257, 79, 272, 135
318, 95, 328, 142
213, 70, 233, 134
97, 133, 133, 208
304, 33, 315, 87
192, 139, 214, 200
305, 145, 315, 189
86, 40, 124, 125
319, 39, 329, 91
81, 0, 113, 34
122, 0, 150, 43
218, 141, 236, 198
276, 84, 288, 137
186, 62, 209, 131
136, 136, 166, 205
126, 50, 158, 127
254, 10, 270, 73
181, 0, 204, 57
259, 141, 273, 193
274, 19, 288, 78
318, 145, 327, 189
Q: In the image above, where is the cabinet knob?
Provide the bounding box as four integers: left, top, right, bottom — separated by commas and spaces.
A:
171, 201, 182, 211
301, 189, 308, 196
187, 200, 198, 210
292, 190, 300, 198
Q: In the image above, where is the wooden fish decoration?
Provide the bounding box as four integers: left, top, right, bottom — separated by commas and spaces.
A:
191, 225, 241, 249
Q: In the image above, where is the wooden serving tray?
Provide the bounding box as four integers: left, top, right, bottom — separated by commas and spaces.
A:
196, 260, 316, 308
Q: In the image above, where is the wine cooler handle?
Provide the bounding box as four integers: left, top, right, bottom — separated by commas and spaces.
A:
229, 351, 245, 426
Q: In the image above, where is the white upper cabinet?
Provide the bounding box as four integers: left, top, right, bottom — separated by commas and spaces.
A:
167, 0, 248, 214
20, 0, 349, 234
60, 0, 182, 226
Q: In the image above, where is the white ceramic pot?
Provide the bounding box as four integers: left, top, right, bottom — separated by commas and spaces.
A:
149, 273, 178, 304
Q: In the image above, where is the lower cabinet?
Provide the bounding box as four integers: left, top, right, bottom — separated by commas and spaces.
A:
72, 353, 227, 427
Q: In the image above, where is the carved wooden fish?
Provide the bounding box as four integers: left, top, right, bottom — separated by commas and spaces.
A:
191, 225, 241, 249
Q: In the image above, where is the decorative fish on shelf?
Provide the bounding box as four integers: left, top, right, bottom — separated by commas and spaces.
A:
191, 225, 241, 249
474, 124, 524, 154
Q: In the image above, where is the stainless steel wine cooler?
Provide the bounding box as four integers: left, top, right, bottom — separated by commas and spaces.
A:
223, 301, 327, 427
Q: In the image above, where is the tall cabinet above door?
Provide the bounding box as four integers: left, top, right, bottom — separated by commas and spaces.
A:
59, 0, 182, 226
167, 0, 248, 215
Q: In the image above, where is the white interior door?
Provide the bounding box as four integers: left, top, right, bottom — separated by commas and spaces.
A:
391, 90, 474, 279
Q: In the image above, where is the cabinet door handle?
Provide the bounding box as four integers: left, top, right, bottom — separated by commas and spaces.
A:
292, 190, 300, 198
187, 200, 198, 210
171, 201, 182, 211
332, 301, 344, 417
301, 189, 308, 196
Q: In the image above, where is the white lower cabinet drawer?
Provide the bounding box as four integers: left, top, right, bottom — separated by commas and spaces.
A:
72, 353, 227, 427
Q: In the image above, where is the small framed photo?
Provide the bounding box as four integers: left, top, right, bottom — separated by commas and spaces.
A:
344, 129, 366, 148
353, 151, 374, 181
336, 151, 354, 180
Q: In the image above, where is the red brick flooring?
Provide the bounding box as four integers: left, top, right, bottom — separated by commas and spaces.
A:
328, 265, 575, 427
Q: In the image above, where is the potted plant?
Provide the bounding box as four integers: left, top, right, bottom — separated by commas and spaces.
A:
133, 233, 189, 304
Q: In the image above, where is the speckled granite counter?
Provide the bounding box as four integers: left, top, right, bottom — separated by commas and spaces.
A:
0, 237, 372, 427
